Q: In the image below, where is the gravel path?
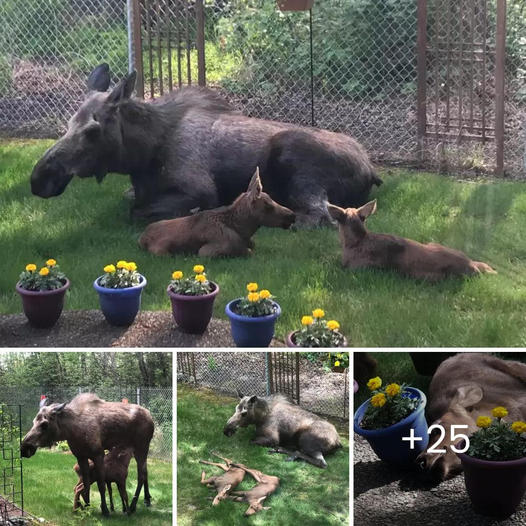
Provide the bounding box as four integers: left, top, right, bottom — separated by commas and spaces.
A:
354, 434, 526, 526
0, 310, 284, 347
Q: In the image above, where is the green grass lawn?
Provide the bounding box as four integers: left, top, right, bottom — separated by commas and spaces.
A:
1, 139, 526, 346
22, 449, 172, 525
177, 384, 349, 526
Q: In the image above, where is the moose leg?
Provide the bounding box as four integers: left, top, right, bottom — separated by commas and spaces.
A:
117, 481, 129, 513
93, 455, 110, 516
130, 453, 150, 513
212, 484, 231, 506
77, 458, 91, 509
73, 481, 84, 511
107, 481, 114, 512
268, 446, 327, 468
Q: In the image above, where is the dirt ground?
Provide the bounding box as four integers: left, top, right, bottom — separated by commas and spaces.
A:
354, 434, 526, 526
0, 310, 284, 347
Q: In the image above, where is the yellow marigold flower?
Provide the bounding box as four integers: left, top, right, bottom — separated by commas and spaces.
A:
126, 262, 137, 272
172, 271, 183, 280
371, 393, 386, 408
195, 274, 206, 283
39, 267, 50, 276
385, 383, 401, 397
367, 377, 382, 391
46, 259, 56, 267
104, 264, 116, 273
247, 282, 258, 292
259, 289, 271, 299
193, 264, 205, 274
116, 260, 128, 269
476, 416, 492, 428
492, 406, 508, 419
511, 421, 526, 434
312, 308, 325, 318
26, 264, 37, 272
248, 292, 260, 302
301, 315, 314, 326
334, 361, 340, 367
327, 320, 340, 331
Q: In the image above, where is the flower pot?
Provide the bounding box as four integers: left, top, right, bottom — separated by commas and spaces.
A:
277, 0, 314, 11
457, 442, 526, 518
354, 387, 428, 466
331, 366, 347, 373
409, 352, 456, 376
16, 279, 70, 329
225, 299, 281, 347
93, 274, 147, 327
167, 281, 219, 334
286, 330, 348, 348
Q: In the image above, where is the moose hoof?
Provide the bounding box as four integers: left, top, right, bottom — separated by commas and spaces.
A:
145, 499, 151, 507
101, 507, 110, 517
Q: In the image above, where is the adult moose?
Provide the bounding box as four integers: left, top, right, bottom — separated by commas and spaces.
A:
20, 394, 154, 516
30, 64, 382, 226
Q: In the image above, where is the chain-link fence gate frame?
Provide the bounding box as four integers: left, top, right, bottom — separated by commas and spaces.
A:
177, 352, 349, 420
0, 387, 172, 460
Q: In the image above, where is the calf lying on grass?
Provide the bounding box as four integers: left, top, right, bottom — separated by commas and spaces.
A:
228, 464, 280, 516
328, 200, 496, 281
139, 168, 295, 257
224, 391, 341, 469
73, 446, 133, 513
200, 452, 246, 505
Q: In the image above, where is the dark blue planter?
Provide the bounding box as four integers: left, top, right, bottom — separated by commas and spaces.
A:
94, 274, 147, 327
354, 387, 428, 466
225, 299, 281, 347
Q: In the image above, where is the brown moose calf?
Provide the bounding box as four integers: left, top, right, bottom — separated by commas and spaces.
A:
228, 465, 280, 516
139, 168, 295, 257
328, 200, 496, 281
200, 452, 246, 505
73, 446, 133, 513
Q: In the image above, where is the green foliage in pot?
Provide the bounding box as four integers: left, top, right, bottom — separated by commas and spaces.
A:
98, 260, 141, 289
18, 258, 67, 291
234, 282, 276, 317
468, 407, 526, 461
294, 309, 345, 347
169, 264, 213, 296
360, 377, 420, 430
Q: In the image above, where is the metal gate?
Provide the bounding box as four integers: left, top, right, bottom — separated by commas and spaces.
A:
0, 405, 23, 524
267, 352, 300, 404
177, 352, 196, 384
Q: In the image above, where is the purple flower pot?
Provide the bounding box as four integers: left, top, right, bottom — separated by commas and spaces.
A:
286, 330, 348, 348
457, 441, 526, 518
167, 282, 219, 334
16, 279, 70, 329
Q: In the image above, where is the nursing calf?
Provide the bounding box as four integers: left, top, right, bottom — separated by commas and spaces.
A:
417, 353, 526, 481
223, 392, 341, 468
139, 169, 295, 257
328, 200, 496, 281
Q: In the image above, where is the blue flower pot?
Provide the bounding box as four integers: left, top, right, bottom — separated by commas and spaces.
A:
225, 299, 281, 347
93, 274, 147, 327
354, 387, 428, 466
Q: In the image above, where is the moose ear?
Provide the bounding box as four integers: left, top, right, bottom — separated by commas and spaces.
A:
108, 71, 137, 103
358, 200, 377, 221
52, 403, 67, 414
327, 204, 346, 223
450, 385, 483, 410
87, 63, 111, 92
248, 395, 258, 405
247, 167, 263, 198
236, 389, 244, 399
39, 397, 49, 409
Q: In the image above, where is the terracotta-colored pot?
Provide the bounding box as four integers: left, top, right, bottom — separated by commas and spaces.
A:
286, 330, 348, 348
16, 279, 70, 329
277, 0, 314, 11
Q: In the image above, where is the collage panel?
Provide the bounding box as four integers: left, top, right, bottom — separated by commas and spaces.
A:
177, 351, 350, 525
0, 351, 173, 525
354, 351, 526, 525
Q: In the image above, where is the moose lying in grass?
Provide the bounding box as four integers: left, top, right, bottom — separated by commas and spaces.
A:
74, 446, 133, 513
21, 394, 154, 516
30, 64, 381, 226
416, 353, 526, 481
139, 168, 295, 256
328, 200, 496, 281
224, 391, 341, 468
200, 452, 246, 506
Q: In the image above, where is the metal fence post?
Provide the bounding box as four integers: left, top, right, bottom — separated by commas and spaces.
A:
495, 0, 506, 176
416, 0, 427, 164
265, 353, 271, 396
131, 0, 145, 98
137, 386, 141, 406
196, 0, 206, 86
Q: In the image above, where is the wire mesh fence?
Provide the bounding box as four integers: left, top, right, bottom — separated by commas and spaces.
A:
177, 352, 349, 420
0, 0, 524, 176
0, 386, 172, 460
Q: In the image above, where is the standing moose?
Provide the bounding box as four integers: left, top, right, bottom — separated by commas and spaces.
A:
30, 63, 382, 227
20, 394, 154, 516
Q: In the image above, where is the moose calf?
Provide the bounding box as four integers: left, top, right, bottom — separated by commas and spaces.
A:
228, 464, 280, 516
200, 452, 246, 505
328, 200, 496, 281
73, 446, 133, 513
139, 168, 295, 257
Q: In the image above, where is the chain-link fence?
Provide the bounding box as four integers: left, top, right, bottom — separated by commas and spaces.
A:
177, 352, 349, 420
0, 386, 172, 460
